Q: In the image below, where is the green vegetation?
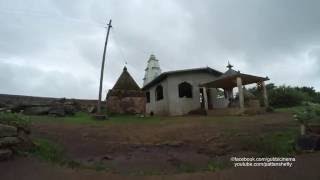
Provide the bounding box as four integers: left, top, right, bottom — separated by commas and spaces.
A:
277, 103, 320, 124
176, 163, 197, 173
206, 160, 230, 172
31, 138, 66, 163
242, 129, 298, 156
125, 160, 231, 175
106, 114, 163, 124
293, 105, 320, 124
269, 86, 308, 108
27, 112, 164, 125
0, 112, 30, 127
249, 84, 320, 108
28, 112, 95, 124
30, 138, 110, 171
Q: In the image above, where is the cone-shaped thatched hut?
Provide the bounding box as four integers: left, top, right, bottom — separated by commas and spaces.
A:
106, 66, 146, 114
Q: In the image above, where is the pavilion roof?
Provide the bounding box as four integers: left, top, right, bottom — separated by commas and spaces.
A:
201, 63, 269, 89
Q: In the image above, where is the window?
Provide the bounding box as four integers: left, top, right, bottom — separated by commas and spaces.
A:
178, 82, 193, 98
155, 85, 164, 101
146, 91, 150, 103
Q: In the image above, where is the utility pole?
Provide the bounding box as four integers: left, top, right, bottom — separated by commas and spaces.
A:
97, 19, 112, 114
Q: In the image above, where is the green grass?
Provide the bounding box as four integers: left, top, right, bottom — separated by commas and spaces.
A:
0, 112, 31, 127
31, 138, 66, 163
276, 103, 320, 113
106, 114, 163, 124
30, 138, 111, 171
276, 103, 320, 124
176, 163, 197, 173
20, 110, 251, 127
26, 112, 241, 126
206, 160, 230, 172
276, 106, 310, 113
27, 112, 164, 125
241, 128, 299, 156
124, 160, 231, 175
28, 112, 96, 124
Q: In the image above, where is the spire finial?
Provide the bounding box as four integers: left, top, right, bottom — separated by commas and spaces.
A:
227, 61, 233, 69
123, 62, 127, 71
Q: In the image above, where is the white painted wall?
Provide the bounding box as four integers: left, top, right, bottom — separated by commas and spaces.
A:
213, 98, 229, 108
145, 72, 219, 116
145, 79, 169, 115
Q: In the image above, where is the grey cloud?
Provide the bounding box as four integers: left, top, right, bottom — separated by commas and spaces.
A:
0, 0, 319, 99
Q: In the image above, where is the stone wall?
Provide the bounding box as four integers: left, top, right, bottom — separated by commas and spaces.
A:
0, 124, 33, 161
0, 94, 101, 112
106, 96, 146, 114
0, 94, 56, 106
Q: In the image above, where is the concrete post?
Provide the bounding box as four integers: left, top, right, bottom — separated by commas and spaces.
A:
202, 87, 209, 111
262, 81, 269, 107
226, 88, 233, 99
236, 77, 244, 109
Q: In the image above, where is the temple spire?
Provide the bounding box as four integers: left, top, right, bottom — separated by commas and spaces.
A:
123, 61, 128, 71
143, 54, 161, 86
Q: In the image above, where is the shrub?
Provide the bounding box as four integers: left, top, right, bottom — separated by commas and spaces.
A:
266, 106, 274, 112
269, 86, 308, 108
248, 84, 319, 108
242, 130, 298, 156
293, 104, 320, 124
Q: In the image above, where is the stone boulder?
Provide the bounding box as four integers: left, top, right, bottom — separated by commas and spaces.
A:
0, 137, 20, 147
63, 105, 76, 115
0, 123, 33, 161
48, 104, 76, 117
295, 135, 320, 151
0, 149, 12, 161
16, 128, 34, 151
48, 107, 66, 117
24, 106, 51, 115
0, 124, 17, 137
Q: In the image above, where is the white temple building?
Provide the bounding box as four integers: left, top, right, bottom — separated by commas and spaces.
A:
142, 54, 269, 116
143, 54, 161, 86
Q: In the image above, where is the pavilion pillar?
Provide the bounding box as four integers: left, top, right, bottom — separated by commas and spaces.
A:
261, 81, 269, 107
236, 77, 244, 110
202, 87, 209, 111
225, 88, 233, 99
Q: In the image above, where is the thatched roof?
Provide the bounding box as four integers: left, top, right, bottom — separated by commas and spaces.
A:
112, 66, 141, 91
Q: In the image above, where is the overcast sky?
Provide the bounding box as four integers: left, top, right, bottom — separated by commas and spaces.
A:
0, 0, 319, 99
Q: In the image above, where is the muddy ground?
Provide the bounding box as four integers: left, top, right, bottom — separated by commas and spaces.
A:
1, 112, 320, 179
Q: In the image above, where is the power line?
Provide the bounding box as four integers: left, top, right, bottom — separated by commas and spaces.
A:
0, 8, 106, 27
111, 27, 153, 65
111, 28, 128, 66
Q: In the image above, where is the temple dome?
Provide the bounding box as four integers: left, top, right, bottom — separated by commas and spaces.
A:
112, 66, 140, 91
